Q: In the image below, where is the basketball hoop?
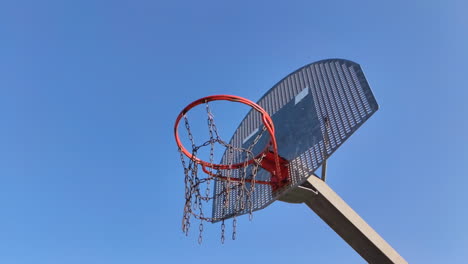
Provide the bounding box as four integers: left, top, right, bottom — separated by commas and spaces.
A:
170, 60, 408, 264
174, 95, 289, 243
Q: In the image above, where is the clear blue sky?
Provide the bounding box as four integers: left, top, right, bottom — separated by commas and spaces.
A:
1, 0, 466, 263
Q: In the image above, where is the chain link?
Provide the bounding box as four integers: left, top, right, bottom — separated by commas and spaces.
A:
232, 217, 237, 240
205, 102, 215, 199
221, 220, 225, 244
178, 103, 272, 243
198, 220, 204, 244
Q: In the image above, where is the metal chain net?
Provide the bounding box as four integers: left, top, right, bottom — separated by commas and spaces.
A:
178, 102, 268, 244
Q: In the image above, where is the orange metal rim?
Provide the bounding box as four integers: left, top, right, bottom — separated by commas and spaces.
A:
174, 95, 279, 171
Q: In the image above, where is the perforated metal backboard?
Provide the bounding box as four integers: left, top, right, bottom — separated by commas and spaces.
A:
212, 59, 378, 221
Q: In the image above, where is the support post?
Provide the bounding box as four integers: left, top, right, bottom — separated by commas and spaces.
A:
279, 175, 407, 264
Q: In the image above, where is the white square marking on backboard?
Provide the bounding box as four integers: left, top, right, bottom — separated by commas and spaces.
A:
295, 87, 309, 105
242, 127, 259, 144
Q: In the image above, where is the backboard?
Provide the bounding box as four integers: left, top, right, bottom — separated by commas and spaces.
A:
212, 59, 379, 221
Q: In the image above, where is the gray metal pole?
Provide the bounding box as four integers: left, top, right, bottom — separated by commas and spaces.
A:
279, 176, 407, 264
